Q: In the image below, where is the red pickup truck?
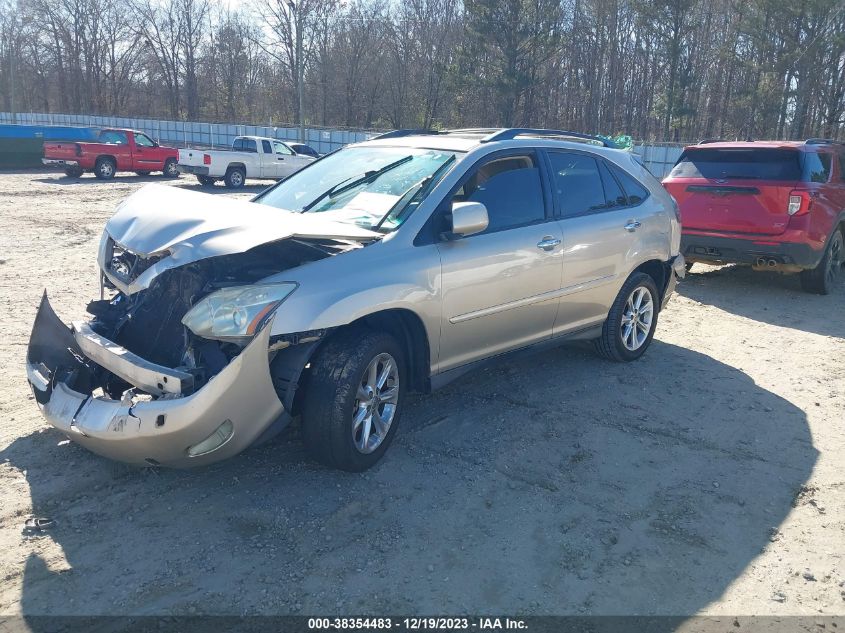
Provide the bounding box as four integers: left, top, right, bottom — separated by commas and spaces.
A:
42, 129, 180, 180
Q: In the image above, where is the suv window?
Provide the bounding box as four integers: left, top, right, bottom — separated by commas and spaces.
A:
451, 154, 545, 233
547, 152, 606, 217
610, 164, 650, 204
598, 161, 627, 208
261, 140, 272, 154
242, 138, 257, 153
669, 148, 802, 181
802, 152, 831, 183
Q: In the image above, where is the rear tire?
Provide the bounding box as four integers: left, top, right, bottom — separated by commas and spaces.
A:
224, 167, 245, 189
63, 165, 83, 178
162, 158, 179, 178
94, 157, 116, 180
594, 272, 660, 362
800, 229, 843, 295
301, 328, 405, 472
196, 175, 216, 187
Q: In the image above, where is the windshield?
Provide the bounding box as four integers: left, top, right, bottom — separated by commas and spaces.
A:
255, 146, 458, 231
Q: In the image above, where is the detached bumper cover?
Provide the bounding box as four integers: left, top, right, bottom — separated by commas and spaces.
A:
661, 254, 685, 309
26, 293, 285, 468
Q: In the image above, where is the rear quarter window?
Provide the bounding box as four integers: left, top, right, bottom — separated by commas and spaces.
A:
801, 152, 831, 183
668, 148, 801, 181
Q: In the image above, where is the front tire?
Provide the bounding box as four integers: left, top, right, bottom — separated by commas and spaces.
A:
162, 158, 179, 178
301, 328, 405, 472
94, 157, 116, 180
800, 229, 843, 295
224, 167, 245, 189
594, 272, 660, 362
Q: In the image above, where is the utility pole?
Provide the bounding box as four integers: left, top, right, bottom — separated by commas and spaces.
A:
289, 0, 304, 143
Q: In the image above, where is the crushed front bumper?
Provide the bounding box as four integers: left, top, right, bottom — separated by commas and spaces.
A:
26, 293, 285, 468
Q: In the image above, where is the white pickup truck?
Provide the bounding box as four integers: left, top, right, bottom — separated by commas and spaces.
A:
176, 136, 317, 189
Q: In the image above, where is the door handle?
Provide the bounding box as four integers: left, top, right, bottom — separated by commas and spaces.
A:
624, 220, 642, 232
277, 157, 285, 160
536, 236, 561, 251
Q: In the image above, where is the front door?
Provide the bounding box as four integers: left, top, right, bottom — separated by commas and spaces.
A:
132, 132, 163, 170
273, 141, 306, 179
436, 151, 564, 372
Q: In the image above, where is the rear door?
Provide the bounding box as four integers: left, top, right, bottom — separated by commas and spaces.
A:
663, 147, 801, 235
548, 151, 661, 332
260, 139, 277, 178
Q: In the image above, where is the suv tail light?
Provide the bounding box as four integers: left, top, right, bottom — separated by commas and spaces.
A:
203, 153, 211, 165
787, 190, 812, 216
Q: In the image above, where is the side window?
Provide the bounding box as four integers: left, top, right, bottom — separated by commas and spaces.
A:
100, 131, 128, 145
261, 140, 272, 154
547, 152, 606, 217
451, 154, 546, 233
802, 152, 831, 183
243, 139, 258, 153
233, 138, 243, 151
134, 133, 155, 147
598, 161, 627, 208
609, 164, 649, 205
274, 141, 294, 155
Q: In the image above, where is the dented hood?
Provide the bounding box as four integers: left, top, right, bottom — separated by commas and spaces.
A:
100, 184, 379, 294
106, 184, 379, 257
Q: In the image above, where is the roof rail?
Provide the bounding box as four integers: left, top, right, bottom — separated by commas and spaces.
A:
805, 138, 845, 146
372, 129, 441, 140
480, 128, 618, 148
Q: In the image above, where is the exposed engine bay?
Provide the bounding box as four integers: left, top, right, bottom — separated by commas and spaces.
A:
85, 237, 351, 399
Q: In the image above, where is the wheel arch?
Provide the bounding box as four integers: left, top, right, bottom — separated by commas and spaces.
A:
633, 259, 670, 303
226, 162, 246, 173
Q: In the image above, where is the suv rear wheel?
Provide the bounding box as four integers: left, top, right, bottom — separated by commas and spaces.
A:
301, 328, 404, 472
594, 272, 660, 362
800, 229, 843, 295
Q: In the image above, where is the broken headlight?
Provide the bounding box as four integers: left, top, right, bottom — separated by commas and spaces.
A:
181, 283, 297, 343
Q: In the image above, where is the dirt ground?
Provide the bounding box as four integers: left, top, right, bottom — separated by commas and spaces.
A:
0, 169, 842, 618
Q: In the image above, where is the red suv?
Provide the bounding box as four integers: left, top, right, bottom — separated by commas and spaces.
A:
663, 140, 845, 294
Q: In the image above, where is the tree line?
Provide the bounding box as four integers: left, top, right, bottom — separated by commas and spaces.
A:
1, 0, 844, 142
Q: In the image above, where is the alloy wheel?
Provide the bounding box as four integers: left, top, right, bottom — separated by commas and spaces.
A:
352, 353, 399, 454
620, 286, 654, 351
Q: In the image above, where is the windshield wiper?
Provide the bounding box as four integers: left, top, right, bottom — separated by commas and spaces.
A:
302, 155, 414, 212
374, 155, 457, 231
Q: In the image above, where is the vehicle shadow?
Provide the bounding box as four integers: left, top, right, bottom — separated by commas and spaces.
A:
680, 264, 845, 339
1, 340, 815, 622
31, 174, 177, 186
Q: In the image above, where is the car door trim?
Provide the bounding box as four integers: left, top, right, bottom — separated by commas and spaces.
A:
450, 273, 616, 323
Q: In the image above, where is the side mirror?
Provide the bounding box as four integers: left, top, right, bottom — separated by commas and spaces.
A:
445, 201, 489, 239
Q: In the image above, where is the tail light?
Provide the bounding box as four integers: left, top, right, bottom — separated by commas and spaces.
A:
74, 143, 83, 157
203, 153, 211, 165
787, 190, 812, 216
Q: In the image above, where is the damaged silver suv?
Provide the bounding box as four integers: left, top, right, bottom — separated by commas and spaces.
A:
27, 128, 685, 471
